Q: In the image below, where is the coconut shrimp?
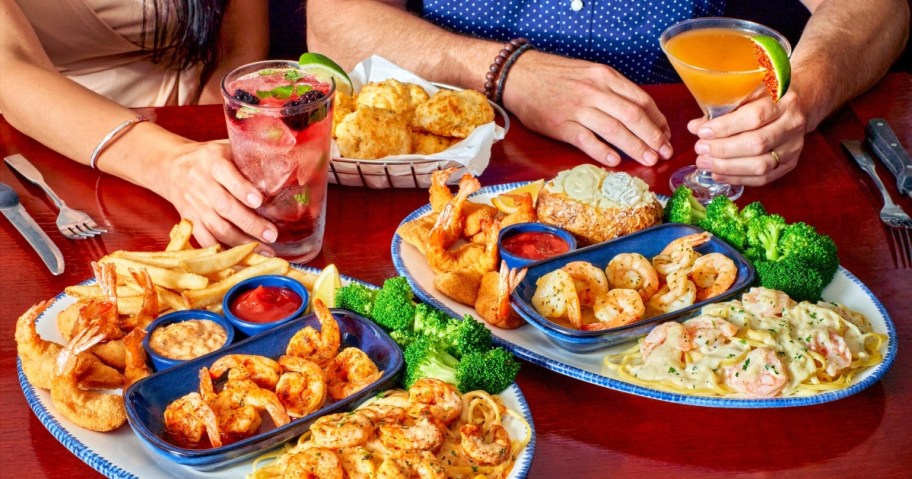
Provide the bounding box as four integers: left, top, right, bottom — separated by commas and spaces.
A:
51, 327, 127, 432
690, 253, 737, 301
724, 347, 789, 397
475, 261, 527, 329
640, 322, 692, 361
311, 411, 376, 448
163, 392, 222, 447
122, 328, 151, 389
587, 289, 645, 330
606, 253, 660, 301
325, 347, 383, 401
282, 447, 344, 479
498, 192, 537, 228
652, 232, 711, 278
15, 301, 62, 390
807, 330, 853, 377
376, 450, 446, 479
275, 355, 327, 418
120, 268, 159, 331
531, 269, 583, 328
408, 378, 463, 426
561, 261, 610, 306
286, 299, 341, 366
647, 270, 697, 315
742, 287, 796, 318
210, 354, 283, 390
378, 413, 446, 452
460, 423, 512, 466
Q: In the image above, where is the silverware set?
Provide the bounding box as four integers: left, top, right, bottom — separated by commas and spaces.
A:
842, 119, 912, 268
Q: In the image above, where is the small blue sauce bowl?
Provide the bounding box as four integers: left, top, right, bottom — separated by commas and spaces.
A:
143, 310, 235, 372
498, 222, 578, 269
222, 274, 309, 337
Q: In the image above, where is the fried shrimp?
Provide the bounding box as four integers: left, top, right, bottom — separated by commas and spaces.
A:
475, 261, 527, 329
376, 450, 446, 479
408, 378, 463, 426
652, 232, 711, 278
325, 347, 383, 401
606, 252, 660, 301
210, 354, 283, 390
498, 192, 537, 228
15, 301, 62, 390
531, 269, 582, 328
587, 289, 645, 330
275, 355, 327, 418
311, 411, 376, 448
690, 253, 737, 301
425, 177, 478, 273
429, 167, 458, 213
433, 269, 484, 307
282, 447, 344, 479
460, 423, 511, 466
286, 299, 341, 366
121, 328, 151, 389
120, 268, 159, 331
164, 391, 222, 448
51, 327, 127, 432
561, 261, 610, 306
647, 270, 697, 315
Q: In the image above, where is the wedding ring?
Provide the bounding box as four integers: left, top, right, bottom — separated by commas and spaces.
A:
770, 149, 781, 169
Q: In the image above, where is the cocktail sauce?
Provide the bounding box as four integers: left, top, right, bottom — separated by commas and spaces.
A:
502, 231, 570, 260
230, 285, 303, 323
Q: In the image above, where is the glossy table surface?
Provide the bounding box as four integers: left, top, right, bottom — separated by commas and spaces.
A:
2, 74, 910, 478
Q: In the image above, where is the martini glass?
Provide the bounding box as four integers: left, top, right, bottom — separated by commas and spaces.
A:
660, 17, 791, 202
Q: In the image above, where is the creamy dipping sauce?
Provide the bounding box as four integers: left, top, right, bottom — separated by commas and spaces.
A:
150, 319, 228, 360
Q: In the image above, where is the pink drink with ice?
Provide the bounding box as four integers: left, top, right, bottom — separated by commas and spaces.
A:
221, 60, 335, 261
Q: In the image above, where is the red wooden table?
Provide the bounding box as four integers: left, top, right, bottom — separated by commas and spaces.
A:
2, 74, 910, 478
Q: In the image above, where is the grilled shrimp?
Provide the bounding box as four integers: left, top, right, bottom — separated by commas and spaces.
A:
408, 378, 463, 426
282, 447, 344, 479
325, 347, 382, 401
652, 232, 710, 278
378, 414, 446, 452
339, 446, 379, 479
310, 411, 376, 448
460, 423, 512, 466
561, 261, 610, 306
647, 270, 697, 315
606, 252, 660, 301
210, 354, 283, 390
376, 450, 446, 479
286, 299, 341, 366
690, 253, 737, 301
531, 269, 583, 328
163, 391, 222, 447
275, 355, 327, 418
587, 289, 645, 330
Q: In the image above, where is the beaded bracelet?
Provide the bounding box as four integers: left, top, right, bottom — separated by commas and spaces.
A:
483, 38, 531, 102
89, 116, 149, 169
493, 43, 534, 105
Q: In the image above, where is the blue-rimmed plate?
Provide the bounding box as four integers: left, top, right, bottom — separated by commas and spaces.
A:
18, 265, 535, 478
392, 181, 898, 408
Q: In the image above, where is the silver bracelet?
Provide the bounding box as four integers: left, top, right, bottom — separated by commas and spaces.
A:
89, 116, 149, 169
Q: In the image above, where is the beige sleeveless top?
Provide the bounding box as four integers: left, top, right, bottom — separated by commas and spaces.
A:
17, 0, 204, 107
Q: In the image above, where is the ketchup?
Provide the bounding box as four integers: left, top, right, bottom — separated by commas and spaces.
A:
230, 285, 302, 323
502, 231, 570, 260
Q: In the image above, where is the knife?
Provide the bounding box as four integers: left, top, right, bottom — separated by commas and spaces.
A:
0, 182, 65, 275
865, 118, 912, 197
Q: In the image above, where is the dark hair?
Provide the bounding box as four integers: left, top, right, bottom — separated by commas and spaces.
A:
142, 0, 229, 72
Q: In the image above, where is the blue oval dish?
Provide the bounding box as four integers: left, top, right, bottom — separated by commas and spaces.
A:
222, 274, 309, 336
143, 309, 235, 371
124, 309, 403, 471
498, 222, 578, 270
511, 223, 756, 353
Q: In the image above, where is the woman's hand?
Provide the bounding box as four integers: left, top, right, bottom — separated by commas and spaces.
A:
159, 140, 278, 253
686, 89, 809, 186
503, 52, 674, 167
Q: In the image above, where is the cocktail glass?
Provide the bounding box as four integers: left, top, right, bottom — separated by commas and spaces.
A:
221, 60, 335, 262
660, 17, 791, 202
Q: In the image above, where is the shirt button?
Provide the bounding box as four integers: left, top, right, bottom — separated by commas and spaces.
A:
570, 0, 584, 11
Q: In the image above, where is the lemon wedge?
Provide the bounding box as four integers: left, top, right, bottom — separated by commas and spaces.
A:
492, 179, 545, 214
311, 264, 342, 308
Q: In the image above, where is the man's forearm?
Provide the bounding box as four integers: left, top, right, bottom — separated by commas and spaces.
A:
306, 0, 503, 91
792, 0, 909, 131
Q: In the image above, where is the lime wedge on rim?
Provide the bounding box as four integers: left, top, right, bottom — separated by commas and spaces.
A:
751, 35, 791, 102
298, 52, 354, 96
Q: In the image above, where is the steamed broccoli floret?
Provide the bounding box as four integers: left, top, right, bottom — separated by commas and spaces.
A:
456, 347, 521, 394
739, 201, 768, 225
402, 339, 459, 389
441, 315, 493, 358
412, 303, 451, 340
698, 196, 747, 249
745, 214, 788, 262
389, 328, 421, 349
779, 222, 840, 280
664, 185, 707, 224
335, 283, 376, 317
371, 276, 416, 331
753, 257, 827, 302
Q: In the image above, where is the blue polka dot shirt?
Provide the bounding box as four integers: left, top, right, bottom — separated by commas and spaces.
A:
420, 0, 727, 84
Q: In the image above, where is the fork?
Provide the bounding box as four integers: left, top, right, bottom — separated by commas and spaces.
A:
4, 154, 107, 239
842, 141, 912, 267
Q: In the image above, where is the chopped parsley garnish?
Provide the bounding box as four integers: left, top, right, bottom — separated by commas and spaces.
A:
742, 358, 751, 370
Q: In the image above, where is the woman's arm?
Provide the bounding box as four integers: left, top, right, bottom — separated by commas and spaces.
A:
0, 0, 276, 249
199, 0, 270, 104
306, 0, 673, 167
